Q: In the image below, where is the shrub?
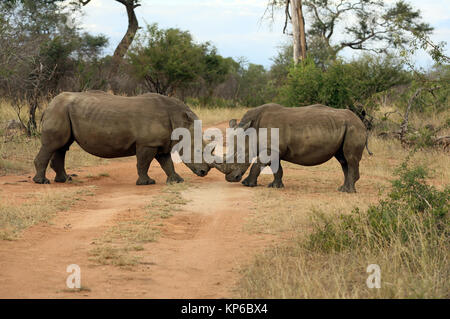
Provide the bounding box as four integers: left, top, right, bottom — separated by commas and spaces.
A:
307, 156, 449, 253
279, 57, 323, 107
279, 55, 410, 110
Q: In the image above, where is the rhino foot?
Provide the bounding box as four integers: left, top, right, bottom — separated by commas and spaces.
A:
55, 175, 72, 183
268, 181, 284, 188
242, 178, 257, 187
166, 174, 184, 184
136, 177, 156, 185
338, 185, 356, 193
33, 176, 50, 184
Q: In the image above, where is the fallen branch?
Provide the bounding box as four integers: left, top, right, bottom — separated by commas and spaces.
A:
433, 136, 450, 151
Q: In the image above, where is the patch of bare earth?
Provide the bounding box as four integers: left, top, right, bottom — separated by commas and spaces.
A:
0, 158, 273, 298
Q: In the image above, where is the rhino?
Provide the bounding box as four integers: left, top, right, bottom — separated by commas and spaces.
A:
213, 103, 372, 193
33, 91, 211, 185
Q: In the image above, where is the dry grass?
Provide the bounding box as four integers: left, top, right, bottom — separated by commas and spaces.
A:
238, 133, 449, 298
89, 183, 190, 268
0, 99, 110, 176
2, 98, 448, 296
239, 241, 449, 298
236, 106, 449, 299
0, 186, 97, 240
191, 106, 250, 127
0, 135, 110, 176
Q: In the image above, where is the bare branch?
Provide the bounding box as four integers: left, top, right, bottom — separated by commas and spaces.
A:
400, 86, 442, 145
282, 0, 291, 34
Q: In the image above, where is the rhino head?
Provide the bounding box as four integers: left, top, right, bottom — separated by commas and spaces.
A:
211, 119, 252, 182
180, 139, 212, 177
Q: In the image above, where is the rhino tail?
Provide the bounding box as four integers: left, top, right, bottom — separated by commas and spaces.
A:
365, 133, 373, 156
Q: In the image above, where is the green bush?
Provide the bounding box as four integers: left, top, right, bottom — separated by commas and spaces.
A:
279, 55, 410, 110
398, 65, 450, 114
307, 157, 449, 253
319, 60, 354, 109
237, 63, 278, 107
279, 57, 323, 107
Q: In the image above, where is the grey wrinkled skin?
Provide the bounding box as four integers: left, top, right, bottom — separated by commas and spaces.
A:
33, 91, 210, 185
213, 103, 372, 193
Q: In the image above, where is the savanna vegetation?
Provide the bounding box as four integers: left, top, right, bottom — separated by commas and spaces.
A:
0, 0, 448, 298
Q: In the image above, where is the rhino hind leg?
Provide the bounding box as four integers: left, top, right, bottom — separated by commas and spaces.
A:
156, 153, 184, 184
268, 161, 284, 188
336, 141, 362, 193
34, 137, 72, 184
136, 146, 157, 185
335, 150, 351, 192
344, 158, 360, 193
33, 147, 53, 184
51, 142, 73, 183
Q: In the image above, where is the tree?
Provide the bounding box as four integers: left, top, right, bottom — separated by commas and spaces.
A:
128, 24, 230, 96
0, 0, 108, 134
79, 0, 141, 87
266, 0, 433, 65
291, 0, 307, 63
235, 63, 277, 107
199, 52, 235, 102
280, 54, 410, 110
306, 0, 432, 60
269, 43, 293, 86
266, 0, 307, 64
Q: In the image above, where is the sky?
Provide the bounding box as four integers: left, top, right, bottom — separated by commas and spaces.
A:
76, 0, 450, 69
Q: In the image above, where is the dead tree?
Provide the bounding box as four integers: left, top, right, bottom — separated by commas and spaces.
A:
290, 0, 307, 63
266, 0, 307, 64
399, 86, 441, 145
81, 0, 141, 89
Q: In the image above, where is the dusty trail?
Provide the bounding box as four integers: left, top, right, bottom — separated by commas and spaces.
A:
0, 159, 270, 298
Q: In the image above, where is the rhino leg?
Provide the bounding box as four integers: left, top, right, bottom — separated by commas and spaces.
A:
33, 147, 53, 184
136, 146, 157, 185
268, 161, 284, 188
34, 137, 71, 184
33, 104, 72, 184
242, 160, 264, 187
156, 153, 184, 184
335, 150, 351, 192
344, 157, 360, 193
336, 144, 362, 193
51, 143, 73, 183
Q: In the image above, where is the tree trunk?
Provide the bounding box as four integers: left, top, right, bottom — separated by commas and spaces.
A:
109, 0, 140, 87
291, 0, 307, 64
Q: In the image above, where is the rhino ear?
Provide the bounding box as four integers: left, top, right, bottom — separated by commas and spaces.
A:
229, 119, 238, 128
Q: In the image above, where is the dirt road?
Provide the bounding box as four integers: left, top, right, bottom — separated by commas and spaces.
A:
0, 159, 272, 298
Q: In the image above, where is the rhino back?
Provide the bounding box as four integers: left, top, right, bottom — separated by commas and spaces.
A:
248, 104, 364, 165
45, 92, 194, 158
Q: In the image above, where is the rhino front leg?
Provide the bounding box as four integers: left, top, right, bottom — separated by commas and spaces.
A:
156, 153, 184, 184
242, 160, 264, 187
136, 146, 157, 185
268, 161, 284, 188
